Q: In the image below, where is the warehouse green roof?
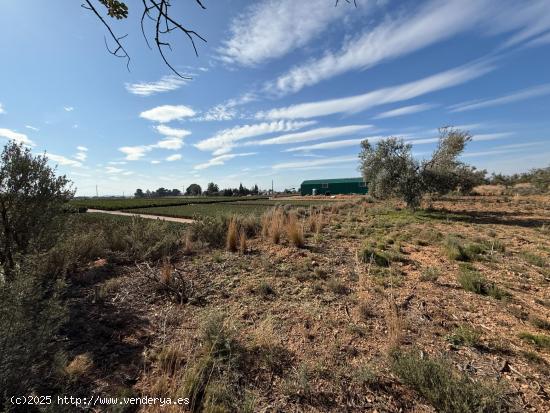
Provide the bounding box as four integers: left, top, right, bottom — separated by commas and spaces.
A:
301, 177, 365, 185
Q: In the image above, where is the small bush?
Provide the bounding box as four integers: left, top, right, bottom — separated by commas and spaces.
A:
457, 266, 507, 299
518, 332, 550, 349
327, 278, 349, 294
258, 282, 275, 298
191, 215, 227, 248
357, 244, 390, 267
420, 267, 440, 282
391, 351, 509, 413
529, 316, 550, 331
447, 325, 481, 347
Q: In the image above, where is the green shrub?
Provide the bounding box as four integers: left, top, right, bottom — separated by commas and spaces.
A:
391, 351, 509, 413
530, 316, 550, 331
457, 266, 508, 299
357, 244, 390, 267
420, 267, 440, 282
447, 325, 481, 347
191, 215, 228, 248
518, 332, 550, 349
520, 251, 546, 267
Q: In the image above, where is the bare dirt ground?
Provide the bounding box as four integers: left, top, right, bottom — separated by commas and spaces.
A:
68, 195, 549, 412
87, 208, 195, 224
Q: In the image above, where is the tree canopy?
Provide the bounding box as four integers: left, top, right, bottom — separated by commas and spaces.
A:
359, 127, 486, 208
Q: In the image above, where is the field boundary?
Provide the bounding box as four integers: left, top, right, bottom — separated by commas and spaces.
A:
87, 209, 194, 223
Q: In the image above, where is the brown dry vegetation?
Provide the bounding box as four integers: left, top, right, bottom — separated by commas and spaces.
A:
63, 195, 550, 412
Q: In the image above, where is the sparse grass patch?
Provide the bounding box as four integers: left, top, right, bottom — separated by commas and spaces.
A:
391, 351, 510, 413
65, 353, 93, 379
518, 332, 550, 349
447, 325, 481, 347
258, 281, 276, 298
457, 266, 508, 299
420, 267, 440, 282
520, 251, 546, 267
327, 278, 349, 295
351, 364, 378, 386
529, 315, 550, 331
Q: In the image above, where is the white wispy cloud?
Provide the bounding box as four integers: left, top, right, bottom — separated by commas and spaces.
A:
64, 106, 74, 112
0, 103, 5, 114
489, 0, 550, 48
125, 75, 189, 96
194, 120, 316, 155
218, 0, 360, 67
285, 136, 383, 152
25, 125, 39, 131
108, 161, 127, 165
246, 125, 373, 146
166, 154, 182, 162
105, 166, 124, 174
374, 103, 435, 119
48, 153, 82, 167
258, 60, 494, 120
449, 83, 550, 112
119, 145, 151, 161
151, 160, 161, 164
268, 1, 550, 95
155, 125, 192, 138
155, 138, 185, 150
269, 1, 490, 95
526, 31, 550, 47
195, 93, 256, 122
140, 105, 196, 123
194, 152, 256, 170
0, 128, 34, 146
74, 146, 88, 162
272, 155, 357, 170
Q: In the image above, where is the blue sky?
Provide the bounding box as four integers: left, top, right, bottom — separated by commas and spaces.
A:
1, 0, 549, 196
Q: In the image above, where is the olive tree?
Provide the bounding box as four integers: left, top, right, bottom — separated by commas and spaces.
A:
359, 127, 485, 208
0, 142, 74, 281
0, 142, 73, 406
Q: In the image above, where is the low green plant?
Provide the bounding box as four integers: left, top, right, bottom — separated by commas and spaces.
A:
457, 266, 508, 299
420, 267, 440, 282
447, 325, 481, 347
518, 332, 550, 349
391, 351, 509, 413
520, 251, 546, 267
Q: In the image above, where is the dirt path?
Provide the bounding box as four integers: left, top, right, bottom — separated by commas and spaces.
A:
87, 209, 194, 224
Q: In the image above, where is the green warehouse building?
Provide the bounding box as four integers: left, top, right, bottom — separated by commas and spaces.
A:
300, 177, 368, 196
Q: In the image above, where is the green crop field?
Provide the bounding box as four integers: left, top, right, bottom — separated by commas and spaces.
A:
69, 196, 268, 211
127, 199, 336, 218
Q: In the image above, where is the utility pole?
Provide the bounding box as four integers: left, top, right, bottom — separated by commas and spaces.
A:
272, 180, 274, 195
95, 184, 98, 198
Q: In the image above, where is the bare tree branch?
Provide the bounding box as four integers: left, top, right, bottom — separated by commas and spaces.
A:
85, 0, 207, 77
82, 0, 131, 71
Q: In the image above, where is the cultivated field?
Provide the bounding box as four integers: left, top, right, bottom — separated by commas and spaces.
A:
70, 196, 269, 210
127, 198, 340, 218
61, 194, 549, 412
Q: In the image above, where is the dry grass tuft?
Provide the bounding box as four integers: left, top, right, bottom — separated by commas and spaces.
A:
286, 214, 305, 248
183, 232, 194, 256
226, 217, 239, 252
239, 229, 247, 254
65, 353, 93, 378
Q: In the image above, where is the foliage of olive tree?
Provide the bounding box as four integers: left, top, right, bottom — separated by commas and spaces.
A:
0, 142, 73, 407
0, 142, 74, 281
359, 127, 486, 208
